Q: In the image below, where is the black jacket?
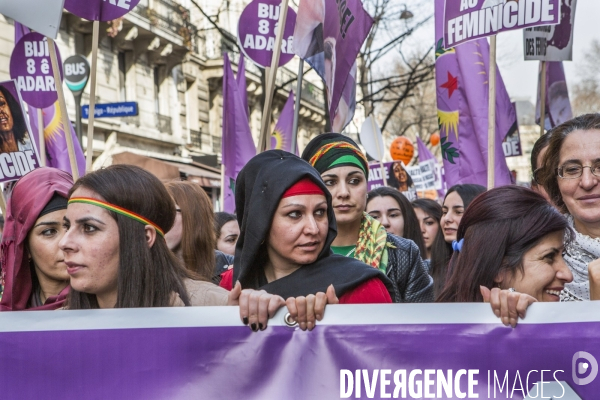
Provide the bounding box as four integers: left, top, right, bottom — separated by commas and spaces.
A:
385, 233, 434, 303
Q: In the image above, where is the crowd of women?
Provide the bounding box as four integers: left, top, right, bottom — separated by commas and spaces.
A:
1, 113, 599, 330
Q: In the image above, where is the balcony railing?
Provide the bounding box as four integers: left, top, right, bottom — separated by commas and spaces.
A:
134, 0, 197, 50
189, 129, 202, 148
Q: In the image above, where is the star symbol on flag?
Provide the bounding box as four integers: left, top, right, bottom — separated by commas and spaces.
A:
441, 72, 458, 98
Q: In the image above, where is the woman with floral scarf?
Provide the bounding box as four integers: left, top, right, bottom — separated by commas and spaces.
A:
301, 133, 433, 303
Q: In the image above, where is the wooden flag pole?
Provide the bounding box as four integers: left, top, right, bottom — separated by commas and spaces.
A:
37, 109, 46, 166
370, 115, 387, 187
220, 163, 225, 212
86, 20, 100, 172
487, 35, 497, 190
291, 59, 304, 155
48, 37, 79, 181
257, 0, 289, 153
0, 190, 6, 216
539, 60, 547, 137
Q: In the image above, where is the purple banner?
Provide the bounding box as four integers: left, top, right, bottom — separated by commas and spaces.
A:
436, 0, 516, 188
536, 61, 573, 130
238, 0, 297, 68
444, 0, 560, 48
64, 0, 141, 22
222, 54, 256, 213
271, 90, 297, 154
0, 80, 42, 183
0, 303, 598, 399
9, 32, 62, 109
293, 0, 372, 131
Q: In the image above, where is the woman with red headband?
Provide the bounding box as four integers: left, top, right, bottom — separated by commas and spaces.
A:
59, 165, 288, 331
220, 150, 393, 330
301, 133, 433, 303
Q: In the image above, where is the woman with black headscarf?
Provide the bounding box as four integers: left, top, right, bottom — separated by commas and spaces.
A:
301, 133, 433, 303
219, 150, 393, 327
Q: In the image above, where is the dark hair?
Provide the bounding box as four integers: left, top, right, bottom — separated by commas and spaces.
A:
411, 198, 443, 253
437, 186, 571, 302
387, 162, 414, 190
367, 187, 426, 255
540, 114, 600, 213
67, 165, 192, 309
0, 85, 28, 145
165, 181, 215, 280
429, 184, 486, 297
531, 132, 552, 186
215, 212, 237, 240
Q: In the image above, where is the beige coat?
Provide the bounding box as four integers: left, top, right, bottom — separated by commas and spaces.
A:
171, 279, 229, 307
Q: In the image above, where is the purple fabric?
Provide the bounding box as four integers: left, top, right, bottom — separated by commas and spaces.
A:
417, 137, 445, 198
221, 54, 256, 213
293, 0, 372, 131
236, 54, 249, 119
536, 61, 573, 130
271, 90, 297, 155
64, 0, 141, 21
14, 23, 86, 178
435, 0, 515, 188
443, 0, 560, 48
0, 322, 598, 398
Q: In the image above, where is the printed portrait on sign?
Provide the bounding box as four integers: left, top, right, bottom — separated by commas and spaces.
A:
0, 80, 41, 183
0, 83, 33, 154
388, 161, 414, 193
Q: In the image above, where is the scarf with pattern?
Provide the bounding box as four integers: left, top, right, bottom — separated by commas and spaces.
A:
355, 213, 391, 272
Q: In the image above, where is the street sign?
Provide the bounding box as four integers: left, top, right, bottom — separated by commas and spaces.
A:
64, 55, 90, 95
82, 102, 138, 118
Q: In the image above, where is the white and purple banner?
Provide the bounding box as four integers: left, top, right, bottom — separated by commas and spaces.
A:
444, 0, 561, 48
523, 0, 577, 61
0, 303, 598, 399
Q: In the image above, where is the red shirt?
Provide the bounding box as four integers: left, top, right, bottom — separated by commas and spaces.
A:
219, 269, 391, 304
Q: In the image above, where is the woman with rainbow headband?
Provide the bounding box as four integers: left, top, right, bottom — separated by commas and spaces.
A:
301, 133, 433, 303
59, 165, 293, 331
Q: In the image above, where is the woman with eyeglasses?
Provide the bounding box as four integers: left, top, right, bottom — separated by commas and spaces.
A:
539, 114, 600, 301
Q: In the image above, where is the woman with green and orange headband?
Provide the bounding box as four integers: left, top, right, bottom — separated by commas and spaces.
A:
58, 165, 295, 331
301, 133, 433, 303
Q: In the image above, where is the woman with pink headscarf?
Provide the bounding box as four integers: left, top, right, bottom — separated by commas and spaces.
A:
0, 168, 74, 310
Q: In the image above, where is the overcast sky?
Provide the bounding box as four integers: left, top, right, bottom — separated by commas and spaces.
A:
404, 0, 598, 104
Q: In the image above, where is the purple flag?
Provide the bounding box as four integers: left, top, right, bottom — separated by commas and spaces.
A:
222, 53, 256, 213
236, 53, 249, 119
435, 0, 515, 188
293, 0, 371, 131
536, 61, 573, 130
14, 22, 86, 178
271, 90, 298, 155
417, 136, 445, 198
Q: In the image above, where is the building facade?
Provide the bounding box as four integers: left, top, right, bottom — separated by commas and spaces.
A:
0, 0, 327, 208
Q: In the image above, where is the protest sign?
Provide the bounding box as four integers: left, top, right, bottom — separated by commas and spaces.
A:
0, 303, 598, 399
523, 0, 577, 61
443, 0, 561, 49
238, 0, 297, 68
63, 0, 141, 21
0, 0, 64, 39
64, 0, 140, 171
9, 33, 62, 109
0, 80, 42, 184
502, 126, 522, 157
